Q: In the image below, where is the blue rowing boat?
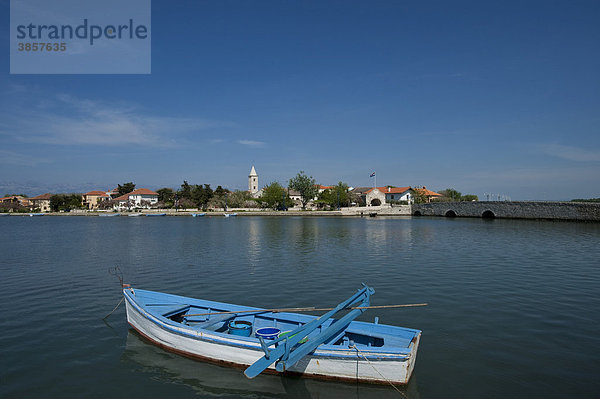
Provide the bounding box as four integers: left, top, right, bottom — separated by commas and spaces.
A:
146, 213, 166, 217
123, 285, 421, 384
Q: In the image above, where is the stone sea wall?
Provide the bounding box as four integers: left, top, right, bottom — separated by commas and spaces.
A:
412, 201, 600, 221
6, 202, 599, 221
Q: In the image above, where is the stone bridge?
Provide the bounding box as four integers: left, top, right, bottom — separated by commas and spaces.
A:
412, 201, 600, 221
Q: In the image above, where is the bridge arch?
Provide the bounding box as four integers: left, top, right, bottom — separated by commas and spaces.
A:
445, 210, 457, 218
413, 210, 422, 216
482, 210, 496, 219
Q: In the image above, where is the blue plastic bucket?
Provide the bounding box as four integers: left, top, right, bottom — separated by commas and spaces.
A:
255, 327, 281, 340
228, 320, 252, 337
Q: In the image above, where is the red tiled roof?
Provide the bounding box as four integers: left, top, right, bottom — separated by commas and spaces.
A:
366, 186, 411, 194
0, 196, 32, 205
1, 195, 28, 200
113, 194, 129, 201
84, 190, 108, 196
131, 188, 158, 195
412, 187, 442, 197
114, 188, 159, 201
30, 193, 53, 200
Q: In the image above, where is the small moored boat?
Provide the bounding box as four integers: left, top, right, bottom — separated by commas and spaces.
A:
123, 285, 421, 385
29, 213, 45, 217
146, 213, 167, 217
224, 213, 237, 217
191, 213, 206, 217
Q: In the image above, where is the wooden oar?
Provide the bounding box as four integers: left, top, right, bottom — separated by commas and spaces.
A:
185, 303, 427, 317
245, 285, 375, 379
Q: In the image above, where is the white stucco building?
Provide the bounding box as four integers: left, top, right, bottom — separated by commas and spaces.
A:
114, 188, 159, 209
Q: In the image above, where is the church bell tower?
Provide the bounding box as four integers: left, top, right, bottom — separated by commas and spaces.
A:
248, 166, 258, 195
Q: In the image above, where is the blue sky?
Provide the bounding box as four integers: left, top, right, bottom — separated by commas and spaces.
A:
1, 0, 599, 200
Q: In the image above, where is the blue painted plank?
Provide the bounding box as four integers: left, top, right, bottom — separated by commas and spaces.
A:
187, 313, 237, 328
276, 307, 368, 371
244, 284, 374, 379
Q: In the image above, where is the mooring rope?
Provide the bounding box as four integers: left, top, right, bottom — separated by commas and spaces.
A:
103, 296, 124, 320
351, 345, 409, 398
104, 265, 125, 320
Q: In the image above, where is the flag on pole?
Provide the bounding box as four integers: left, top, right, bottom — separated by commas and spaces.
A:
370, 172, 376, 177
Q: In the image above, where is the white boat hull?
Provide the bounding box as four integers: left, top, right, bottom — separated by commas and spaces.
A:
125, 293, 420, 384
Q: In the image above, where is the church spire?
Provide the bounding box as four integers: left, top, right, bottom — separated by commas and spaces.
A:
248, 166, 258, 194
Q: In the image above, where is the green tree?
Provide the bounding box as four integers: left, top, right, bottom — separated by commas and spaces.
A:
439, 188, 462, 202
214, 185, 228, 196
208, 194, 227, 210
347, 190, 364, 207
156, 188, 175, 208
157, 188, 175, 203
50, 194, 82, 211
332, 182, 349, 208
117, 182, 136, 196
259, 182, 292, 210
191, 184, 214, 210
289, 171, 318, 210
179, 181, 192, 200
227, 190, 255, 208
461, 194, 479, 202
411, 189, 428, 204
317, 182, 350, 209
438, 188, 478, 202
177, 182, 214, 210
97, 199, 117, 210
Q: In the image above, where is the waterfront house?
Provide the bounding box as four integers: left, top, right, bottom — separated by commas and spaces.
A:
83, 190, 110, 210
114, 188, 159, 210
412, 186, 442, 203
0, 195, 32, 212
287, 189, 302, 208
0, 195, 32, 206
317, 185, 333, 193
0, 195, 32, 207
352, 186, 440, 206
352, 187, 404, 206
107, 187, 120, 199
29, 193, 52, 212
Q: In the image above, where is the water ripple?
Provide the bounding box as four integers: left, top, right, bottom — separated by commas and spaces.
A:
1, 216, 599, 398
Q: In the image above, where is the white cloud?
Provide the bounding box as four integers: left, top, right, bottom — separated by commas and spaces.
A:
238, 140, 265, 147
0, 150, 52, 167
1, 94, 235, 147
542, 144, 600, 162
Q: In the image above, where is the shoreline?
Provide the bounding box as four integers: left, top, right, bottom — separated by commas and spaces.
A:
2, 201, 600, 222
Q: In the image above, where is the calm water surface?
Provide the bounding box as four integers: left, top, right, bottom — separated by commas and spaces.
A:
1, 215, 599, 398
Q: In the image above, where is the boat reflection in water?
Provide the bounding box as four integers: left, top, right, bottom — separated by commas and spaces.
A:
122, 330, 421, 398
